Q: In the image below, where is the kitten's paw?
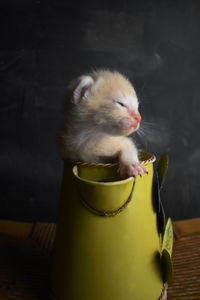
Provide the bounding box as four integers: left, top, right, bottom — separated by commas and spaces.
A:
119, 162, 148, 178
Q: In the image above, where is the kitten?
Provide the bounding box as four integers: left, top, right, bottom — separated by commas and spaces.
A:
59, 70, 147, 178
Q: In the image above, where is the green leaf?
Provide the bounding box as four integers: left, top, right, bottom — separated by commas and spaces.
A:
161, 249, 173, 283
157, 154, 169, 190
161, 218, 174, 283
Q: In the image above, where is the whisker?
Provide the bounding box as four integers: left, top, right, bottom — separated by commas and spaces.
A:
137, 84, 146, 97
141, 119, 157, 127
137, 127, 146, 136
137, 119, 160, 140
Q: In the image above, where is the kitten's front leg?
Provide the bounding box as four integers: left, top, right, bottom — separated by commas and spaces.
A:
118, 137, 148, 178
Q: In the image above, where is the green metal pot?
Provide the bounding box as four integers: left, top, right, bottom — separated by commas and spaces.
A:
51, 152, 172, 300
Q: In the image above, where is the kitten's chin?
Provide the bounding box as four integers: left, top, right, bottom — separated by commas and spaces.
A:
123, 123, 140, 136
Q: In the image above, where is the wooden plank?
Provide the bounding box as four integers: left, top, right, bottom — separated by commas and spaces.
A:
0, 220, 33, 238
173, 218, 200, 239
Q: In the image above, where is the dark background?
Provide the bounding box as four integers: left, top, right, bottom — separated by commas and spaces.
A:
1, 0, 200, 222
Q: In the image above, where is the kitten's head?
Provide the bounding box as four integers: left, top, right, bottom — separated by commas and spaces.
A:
71, 70, 141, 136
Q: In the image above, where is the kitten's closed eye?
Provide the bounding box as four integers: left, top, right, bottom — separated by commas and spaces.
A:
116, 101, 127, 110
117, 101, 125, 107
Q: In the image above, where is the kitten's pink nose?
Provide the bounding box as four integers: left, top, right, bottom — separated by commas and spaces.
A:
134, 113, 141, 123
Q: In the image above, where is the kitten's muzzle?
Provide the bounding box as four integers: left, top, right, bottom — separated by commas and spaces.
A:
119, 115, 141, 135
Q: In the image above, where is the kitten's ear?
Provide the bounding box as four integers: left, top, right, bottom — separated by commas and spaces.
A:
72, 75, 94, 105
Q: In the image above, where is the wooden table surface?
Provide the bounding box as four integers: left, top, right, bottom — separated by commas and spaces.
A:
0, 218, 200, 299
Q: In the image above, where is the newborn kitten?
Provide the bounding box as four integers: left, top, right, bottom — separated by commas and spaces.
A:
59, 70, 147, 178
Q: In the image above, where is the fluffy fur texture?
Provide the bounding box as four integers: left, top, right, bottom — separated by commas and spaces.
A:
59, 70, 147, 177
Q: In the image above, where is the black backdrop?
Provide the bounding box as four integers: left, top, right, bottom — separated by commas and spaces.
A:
1, 0, 200, 222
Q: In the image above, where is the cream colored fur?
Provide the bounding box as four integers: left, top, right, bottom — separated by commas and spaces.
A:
59, 69, 147, 177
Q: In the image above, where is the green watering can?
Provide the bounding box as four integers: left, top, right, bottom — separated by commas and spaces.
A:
51, 152, 173, 300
